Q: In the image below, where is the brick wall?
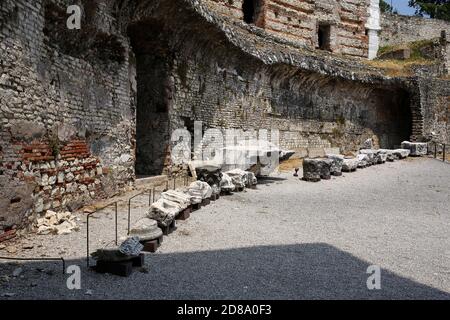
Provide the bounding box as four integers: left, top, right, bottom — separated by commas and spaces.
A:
205, 0, 371, 58
0, 0, 135, 232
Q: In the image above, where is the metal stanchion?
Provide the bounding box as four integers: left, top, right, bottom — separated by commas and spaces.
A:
86, 201, 119, 268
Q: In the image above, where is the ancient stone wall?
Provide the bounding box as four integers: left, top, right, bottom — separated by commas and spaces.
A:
205, 0, 371, 58
166, 48, 411, 153
380, 13, 450, 46
1, 0, 449, 234
417, 77, 450, 145
0, 0, 135, 232
127, 1, 412, 176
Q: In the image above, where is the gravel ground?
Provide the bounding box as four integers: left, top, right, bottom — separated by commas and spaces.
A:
0, 157, 449, 300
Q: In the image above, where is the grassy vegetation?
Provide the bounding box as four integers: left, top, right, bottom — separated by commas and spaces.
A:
365, 39, 439, 77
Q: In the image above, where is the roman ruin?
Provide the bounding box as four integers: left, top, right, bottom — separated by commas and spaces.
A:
1, 0, 449, 237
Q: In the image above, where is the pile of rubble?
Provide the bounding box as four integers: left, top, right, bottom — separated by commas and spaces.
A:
35, 210, 79, 235
302, 140, 428, 182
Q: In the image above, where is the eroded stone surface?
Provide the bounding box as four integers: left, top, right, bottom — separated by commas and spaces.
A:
130, 218, 163, 242
303, 158, 333, 182
401, 141, 428, 156
326, 154, 344, 176
220, 173, 235, 193
148, 199, 181, 227
226, 169, 249, 189
342, 158, 359, 172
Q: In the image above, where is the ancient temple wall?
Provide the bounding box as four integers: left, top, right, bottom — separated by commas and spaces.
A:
0, 0, 135, 231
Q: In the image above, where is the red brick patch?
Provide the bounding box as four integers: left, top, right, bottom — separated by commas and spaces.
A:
0, 229, 16, 243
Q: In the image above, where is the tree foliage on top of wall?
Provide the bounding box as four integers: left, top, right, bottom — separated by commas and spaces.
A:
409, 0, 450, 21
380, 0, 397, 14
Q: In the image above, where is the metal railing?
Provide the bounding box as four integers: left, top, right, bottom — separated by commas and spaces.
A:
86, 175, 190, 268
127, 189, 153, 235
429, 141, 448, 162
1, 176, 193, 272
86, 201, 118, 268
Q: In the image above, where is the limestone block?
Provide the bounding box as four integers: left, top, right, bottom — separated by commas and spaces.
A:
226, 169, 249, 188
187, 181, 213, 200
359, 149, 377, 165
246, 171, 258, 186
220, 173, 235, 192
392, 149, 410, 159
307, 147, 326, 158
401, 141, 427, 156
92, 237, 143, 262
357, 154, 370, 168
148, 199, 181, 227
161, 190, 192, 210
130, 218, 163, 242
342, 158, 359, 172
326, 154, 344, 176
378, 149, 396, 161
303, 158, 332, 182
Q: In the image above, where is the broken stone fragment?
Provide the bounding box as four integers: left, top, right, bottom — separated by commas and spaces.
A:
245, 171, 258, 187
161, 190, 192, 210
220, 173, 235, 192
357, 154, 370, 168
194, 164, 222, 193
342, 157, 359, 172
392, 149, 410, 159
375, 152, 388, 164
119, 236, 143, 257
378, 149, 396, 161
401, 141, 427, 156
302, 158, 332, 182
361, 138, 373, 150
36, 210, 79, 235
326, 154, 344, 176
359, 149, 377, 165
129, 218, 163, 242
147, 199, 180, 227
92, 237, 143, 262
187, 181, 213, 200
226, 169, 248, 189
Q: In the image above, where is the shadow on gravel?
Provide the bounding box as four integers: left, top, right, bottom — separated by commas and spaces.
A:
1, 243, 449, 300
256, 176, 288, 186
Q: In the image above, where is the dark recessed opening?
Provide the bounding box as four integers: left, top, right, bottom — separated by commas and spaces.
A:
242, 0, 264, 26
243, 0, 256, 23
129, 21, 172, 177
318, 24, 331, 51
10, 197, 21, 204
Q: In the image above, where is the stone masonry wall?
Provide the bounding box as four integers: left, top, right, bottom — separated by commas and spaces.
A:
205, 0, 371, 58
0, 0, 135, 232
167, 45, 411, 154
1, 0, 449, 233
380, 13, 450, 46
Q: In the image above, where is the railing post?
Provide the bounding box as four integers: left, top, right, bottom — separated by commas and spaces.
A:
115, 202, 118, 246
127, 198, 131, 235
443, 144, 446, 162
435, 143, 437, 158
152, 187, 155, 203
